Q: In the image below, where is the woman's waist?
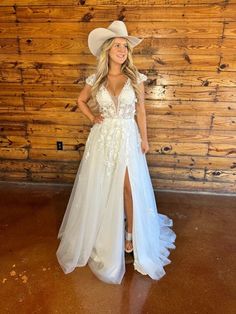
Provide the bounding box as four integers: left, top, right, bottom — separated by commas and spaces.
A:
92, 116, 137, 130
101, 116, 136, 126
102, 116, 135, 120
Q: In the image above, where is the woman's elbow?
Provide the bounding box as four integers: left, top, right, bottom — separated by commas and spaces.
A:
136, 107, 146, 118
77, 98, 84, 110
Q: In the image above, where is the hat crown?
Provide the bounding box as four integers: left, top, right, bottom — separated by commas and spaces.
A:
107, 20, 128, 37
88, 20, 142, 57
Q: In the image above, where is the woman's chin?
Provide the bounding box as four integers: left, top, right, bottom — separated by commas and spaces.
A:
112, 58, 127, 65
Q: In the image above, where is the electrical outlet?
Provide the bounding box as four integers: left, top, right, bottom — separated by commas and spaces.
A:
57, 141, 63, 150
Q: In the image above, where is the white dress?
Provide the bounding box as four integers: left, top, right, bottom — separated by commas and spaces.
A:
56, 72, 176, 284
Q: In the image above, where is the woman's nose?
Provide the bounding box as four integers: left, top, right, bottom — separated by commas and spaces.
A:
118, 45, 126, 52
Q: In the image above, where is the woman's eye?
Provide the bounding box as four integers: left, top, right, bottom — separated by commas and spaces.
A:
114, 44, 127, 48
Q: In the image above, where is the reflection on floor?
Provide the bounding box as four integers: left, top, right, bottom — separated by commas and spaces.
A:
0, 182, 235, 314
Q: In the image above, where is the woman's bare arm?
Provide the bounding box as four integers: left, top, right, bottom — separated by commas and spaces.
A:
77, 84, 103, 124
77, 84, 96, 123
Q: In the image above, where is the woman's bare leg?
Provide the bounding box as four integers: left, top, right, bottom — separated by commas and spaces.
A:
124, 168, 133, 251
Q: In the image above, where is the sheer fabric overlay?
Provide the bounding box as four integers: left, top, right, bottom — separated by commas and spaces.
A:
56, 72, 176, 284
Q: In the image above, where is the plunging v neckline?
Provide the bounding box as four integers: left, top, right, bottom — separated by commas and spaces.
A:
103, 77, 129, 100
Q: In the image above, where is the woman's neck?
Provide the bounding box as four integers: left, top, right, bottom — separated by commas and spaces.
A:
108, 62, 122, 76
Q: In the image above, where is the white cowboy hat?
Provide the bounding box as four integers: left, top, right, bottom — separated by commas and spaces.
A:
88, 20, 143, 57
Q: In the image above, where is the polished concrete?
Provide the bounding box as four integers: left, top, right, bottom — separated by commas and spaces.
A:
0, 182, 235, 314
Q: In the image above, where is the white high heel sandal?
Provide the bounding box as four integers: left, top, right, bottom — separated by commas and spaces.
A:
125, 231, 133, 253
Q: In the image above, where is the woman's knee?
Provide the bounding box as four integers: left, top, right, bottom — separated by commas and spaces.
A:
124, 179, 132, 198
124, 168, 132, 198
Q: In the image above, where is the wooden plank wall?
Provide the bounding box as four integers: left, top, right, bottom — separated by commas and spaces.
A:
0, 0, 236, 194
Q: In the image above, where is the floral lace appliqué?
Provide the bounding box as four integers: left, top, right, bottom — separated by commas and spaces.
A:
83, 72, 146, 174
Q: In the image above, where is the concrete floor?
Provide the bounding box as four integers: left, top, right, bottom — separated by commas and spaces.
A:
0, 182, 235, 314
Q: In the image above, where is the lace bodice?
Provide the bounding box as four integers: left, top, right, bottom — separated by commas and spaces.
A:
85, 72, 147, 119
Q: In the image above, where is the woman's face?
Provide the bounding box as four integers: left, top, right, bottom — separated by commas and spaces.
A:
108, 37, 128, 65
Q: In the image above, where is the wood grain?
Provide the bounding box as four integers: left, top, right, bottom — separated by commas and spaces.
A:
0, 0, 235, 193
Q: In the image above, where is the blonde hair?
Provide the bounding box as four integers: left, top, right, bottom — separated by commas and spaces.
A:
91, 37, 141, 101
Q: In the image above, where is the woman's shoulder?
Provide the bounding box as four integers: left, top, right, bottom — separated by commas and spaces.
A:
85, 73, 96, 86
137, 71, 148, 84
85, 71, 147, 86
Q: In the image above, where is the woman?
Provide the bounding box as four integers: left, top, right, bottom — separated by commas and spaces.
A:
56, 20, 176, 284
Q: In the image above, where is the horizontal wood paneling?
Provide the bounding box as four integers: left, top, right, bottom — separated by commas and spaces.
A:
0, 53, 222, 69
147, 154, 236, 169
0, 39, 18, 53
153, 178, 236, 194
0, 22, 224, 39
18, 37, 223, 55
14, 5, 236, 22
0, 148, 28, 159
1, 1, 235, 6
0, 1, 235, 193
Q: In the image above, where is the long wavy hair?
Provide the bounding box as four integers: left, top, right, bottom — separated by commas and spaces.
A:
91, 37, 141, 101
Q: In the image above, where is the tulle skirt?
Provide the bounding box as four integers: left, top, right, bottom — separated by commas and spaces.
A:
56, 117, 176, 284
